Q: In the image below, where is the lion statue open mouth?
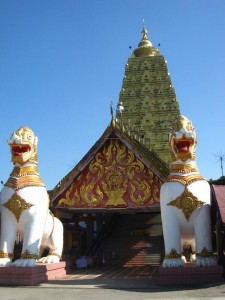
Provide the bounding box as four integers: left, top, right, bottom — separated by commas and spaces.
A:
168, 115, 197, 162
160, 115, 216, 267
0, 126, 63, 267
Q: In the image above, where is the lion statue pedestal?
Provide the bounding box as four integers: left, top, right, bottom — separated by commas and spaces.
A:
160, 115, 217, 268
0, 126, 64, 269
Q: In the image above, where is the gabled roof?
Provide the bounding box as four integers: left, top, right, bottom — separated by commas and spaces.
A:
212, 184, 225, 224
50, 123, 169, 205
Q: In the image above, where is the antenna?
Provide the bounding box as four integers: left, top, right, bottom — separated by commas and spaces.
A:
215, 152, 225, 177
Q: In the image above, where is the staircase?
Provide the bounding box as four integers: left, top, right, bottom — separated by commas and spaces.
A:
96, 213, 164, 267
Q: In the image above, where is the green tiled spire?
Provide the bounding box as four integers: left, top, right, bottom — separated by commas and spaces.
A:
116, 27, 181, 165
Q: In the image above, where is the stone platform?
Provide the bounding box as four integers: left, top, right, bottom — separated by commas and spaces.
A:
158, 263, 224, 286
0, 262, 70, 286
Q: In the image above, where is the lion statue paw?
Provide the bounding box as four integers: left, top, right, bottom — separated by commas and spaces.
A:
196, 256, 217, 267
38, 254, 60, 264
0, 258, 12, 267
12, 259, 36, 268
163, 258, 184, 267
190, 253, 196, 262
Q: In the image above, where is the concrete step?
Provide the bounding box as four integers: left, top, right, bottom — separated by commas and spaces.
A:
96, 213, 164, 267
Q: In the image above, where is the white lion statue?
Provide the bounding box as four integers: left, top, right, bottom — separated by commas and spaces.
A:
160, 115, 217, 267
0, 126, 63, 267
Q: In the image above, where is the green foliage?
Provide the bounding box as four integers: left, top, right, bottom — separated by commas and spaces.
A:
209, 176, 225, 185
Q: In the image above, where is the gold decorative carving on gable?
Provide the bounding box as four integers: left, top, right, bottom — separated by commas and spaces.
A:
3, 193, 33, 222
80, 184, 104, 207
57, 139, 162, 208
57, 174, 82, 207
167, 187, 205, 221
102, 167, 127, 207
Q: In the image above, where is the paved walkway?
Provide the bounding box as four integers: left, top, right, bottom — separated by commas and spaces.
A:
61, 265, 158, 281
46, 265, 159, 288
1, 266, 225, 300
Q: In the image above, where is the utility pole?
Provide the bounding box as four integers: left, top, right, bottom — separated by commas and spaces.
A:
216, 153, 225, 177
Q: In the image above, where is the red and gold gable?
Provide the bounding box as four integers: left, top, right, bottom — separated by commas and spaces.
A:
56, 138, 162, 209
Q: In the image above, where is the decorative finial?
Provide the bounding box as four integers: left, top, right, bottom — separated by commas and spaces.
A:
110, 101, 116, 128
133, 22, 158, 57
141, 19, 148, 39
110, 101, 114, 120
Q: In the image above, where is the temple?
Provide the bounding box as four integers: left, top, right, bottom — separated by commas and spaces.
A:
49, 27, 181, 266
49, 27, 223, 272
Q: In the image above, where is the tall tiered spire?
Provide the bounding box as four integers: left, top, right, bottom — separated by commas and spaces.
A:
116, 26, 181, 165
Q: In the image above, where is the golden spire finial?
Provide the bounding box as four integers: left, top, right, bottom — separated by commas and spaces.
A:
133, 22, 158, 57
142, 19, 148, 39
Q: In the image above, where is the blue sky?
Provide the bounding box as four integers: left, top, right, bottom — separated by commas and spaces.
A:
0, 0, 225, 190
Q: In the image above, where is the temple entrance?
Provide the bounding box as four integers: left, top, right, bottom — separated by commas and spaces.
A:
59, 210, 164, 268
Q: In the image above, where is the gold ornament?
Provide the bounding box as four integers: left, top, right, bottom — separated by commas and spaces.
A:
9, 126, 38, 165
164, 249, 181, 259
103, 167, 127, 207
167, 174, 205, 186
56, 139, 162, 208
3, 193, 34, 222
21, 250, 38, 259
0, 250, 13, 258
10, 165, 39, 177
57, 187, 79, 207
130, 180, 151, 205
103, 185, 127, 207
48, 252, 61, 259
4, 166, 45, 191
170, 163, 198, 174
152, 183, 160, 204
57, 174, 83, 207
169, 115, 197, 162
80, 184, 104, 207
167, 187, 205, 221
196, 247, 213, 258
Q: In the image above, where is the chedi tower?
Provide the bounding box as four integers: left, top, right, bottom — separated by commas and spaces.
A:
116, 27, 181, 165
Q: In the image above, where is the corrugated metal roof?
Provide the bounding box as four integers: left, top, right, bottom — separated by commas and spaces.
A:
212, 185, 225, 223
